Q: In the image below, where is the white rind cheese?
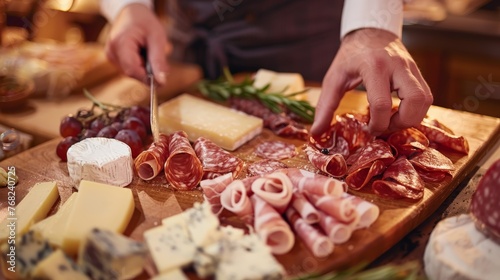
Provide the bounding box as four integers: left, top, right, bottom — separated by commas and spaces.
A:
67, 137, 133, 188
158, 94, 263, 151
424, 214, 500, 280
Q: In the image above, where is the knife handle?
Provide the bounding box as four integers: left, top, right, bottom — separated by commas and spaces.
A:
140, 47, 153, 75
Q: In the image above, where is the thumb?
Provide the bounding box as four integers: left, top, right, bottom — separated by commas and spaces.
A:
146, 35, 170, 86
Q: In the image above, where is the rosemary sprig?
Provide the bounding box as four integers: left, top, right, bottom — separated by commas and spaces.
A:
197, 68, 315, 123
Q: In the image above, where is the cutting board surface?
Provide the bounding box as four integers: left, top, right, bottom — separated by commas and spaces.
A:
1, 91, 499, 279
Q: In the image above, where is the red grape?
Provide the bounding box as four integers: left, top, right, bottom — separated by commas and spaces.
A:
97, 126, 119, 138
56, 136, 79, 161
80, 129, 98, 140
90, 118, 106, 132
129, 106, 151, 133
122, 116, 147, 142
115, 129, 143, 158
60, 116, 83, 137
110, 122, 123, 131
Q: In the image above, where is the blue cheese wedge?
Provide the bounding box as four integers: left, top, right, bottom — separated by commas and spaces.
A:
32, 249, 89, 280
67, 137, 133, 188
78, 228, 147, 280
424, 214, 500, 280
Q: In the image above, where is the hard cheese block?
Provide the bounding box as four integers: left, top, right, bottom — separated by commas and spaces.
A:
61, 180, 135, 256
158, 94, 263, 151
67, 137, 133, 188
0, 181, 59, 242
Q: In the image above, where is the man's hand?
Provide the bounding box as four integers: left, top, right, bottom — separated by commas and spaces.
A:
310, 28, 433, 137
105, 4, 171, 85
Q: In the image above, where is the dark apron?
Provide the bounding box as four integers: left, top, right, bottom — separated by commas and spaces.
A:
167, 0, 344, 81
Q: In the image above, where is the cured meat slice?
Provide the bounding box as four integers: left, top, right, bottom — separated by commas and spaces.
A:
335, 113, 374, 153
345, 160, 386, 190
309, 128, 350, 158
470, 159, 500, 243
286, 208, 334, 258
290, 191, 320, 224
415, 122, 469, 154
220, 179, 254, 225
307, 194, 357, 223
304, 146, 347, 177
194, 137, 244, 179
422, 118, 454, 134
247, 159, 288, 177
251, 172, 293, 213
317, 211, 353, 244
134, 134, 170, 180
372, 157, 424, 200
342, 193, 380, 229
413, 165, 448, 183
254, 141, 297, 160
286, 168, 346, 197
409, 147, 455, 173
200, 173, 234, 215
251, 195, 295, 255
164, 131, 203, 190
229, 98, 308, 140
387, 127, 429, 157
348, 139, 395, 173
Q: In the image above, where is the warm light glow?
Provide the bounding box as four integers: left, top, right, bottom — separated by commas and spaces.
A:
45, 0, 74, 12
44, 0, 100, 13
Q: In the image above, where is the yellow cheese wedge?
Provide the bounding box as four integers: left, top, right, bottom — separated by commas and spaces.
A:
61, 180, 135, 256
158, 94, 263, 151
31, 249, 90, 280
253, 68, 306, 99
0, 181, 59, 242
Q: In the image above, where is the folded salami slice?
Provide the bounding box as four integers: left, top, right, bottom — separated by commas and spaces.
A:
387, 127, 429, 157
309, 127, 350, 158
470, 159, 500, 243
194, 137, 244, 180
409, 147, 455, 173
342, 193, 380, 229
307, 194, 357, 223
134, 134, 170, 180
251, 172, 293, 213
346, 160, 386, 191
286, 208, 334, 258
348, 139, 395, 173
286, 168, 346, 197
251, 195, 295, 255
413, 165, 448, 183
220, 179, 254, 225
304, 146, 347, 177
317, 211, 353, 244
254, 141, 297, 160
335, 113, 374, 153
200, 173, 234, 215
164, 131, 203, 190
247, 159, 288, 177
290, 190, 320, 224
372, 157, 424, 200
415, 122, 469, 154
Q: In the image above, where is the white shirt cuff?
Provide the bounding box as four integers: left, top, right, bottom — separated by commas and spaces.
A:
100, 0, 153, 22
341, 0, 404, 39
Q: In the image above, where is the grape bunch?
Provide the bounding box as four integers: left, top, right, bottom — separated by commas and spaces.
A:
57, 103, 151, 161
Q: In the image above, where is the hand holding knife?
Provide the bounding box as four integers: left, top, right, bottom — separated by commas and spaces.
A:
140, 48, 161, 143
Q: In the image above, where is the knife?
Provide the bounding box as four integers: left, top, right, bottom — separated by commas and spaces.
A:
141, 48, 160, 143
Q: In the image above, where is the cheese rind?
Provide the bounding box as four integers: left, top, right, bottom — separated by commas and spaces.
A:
61, 180, 135, 256
31, 249, 90, 280
0, 181, 59, 242
158, 94, 263, 151
67, 137, 133, 188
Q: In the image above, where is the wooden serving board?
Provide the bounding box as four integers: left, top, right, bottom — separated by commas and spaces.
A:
1, 90, 499, 279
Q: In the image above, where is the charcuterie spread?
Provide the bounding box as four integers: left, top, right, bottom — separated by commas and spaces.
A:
1, 70, 499, 280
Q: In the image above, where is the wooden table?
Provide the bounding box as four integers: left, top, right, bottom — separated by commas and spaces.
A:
1, 89, 499, 279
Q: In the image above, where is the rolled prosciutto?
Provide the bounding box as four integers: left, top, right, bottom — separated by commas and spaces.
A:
317, 211, 353, 244
307, 194, 357, 223
220, 179, 254, 225
286, 168, 346, 197
342, 193, 380, 229
251, 171, 293, 214
290, 191, 320, 224
200, 173, 234, 215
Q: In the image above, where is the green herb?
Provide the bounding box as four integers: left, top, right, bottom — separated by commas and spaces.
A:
197, 68, 315, 123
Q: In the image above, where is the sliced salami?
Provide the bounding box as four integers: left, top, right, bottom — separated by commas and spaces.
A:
413, 165, 448, 183
309, 125, 350, 158
290, 190, 320, 224
286, 168, 346, 197
470, 159, 500, 243
200, 173, 234, 215
372, 157, 424, 200
415, 122, 469, 154
409, 147, 455, 173
286, 208, 334, 258
342, 193, 380, 229
317, 211, 353, 244
345, 160, 386, 190
307, 194, 357, 223
304, 146, 347, 177
247, 159, 288, 177
335, 113, 374, 153
164, 131, 203, 190
251, 195, 295, 255
194, 137, 244, 179
251, 171, 293, 213
348, 139, 395, 173
254, 141, 297, 160
134, 134, 170, 180
220, 179, 254, 225
387, 127, 429, 157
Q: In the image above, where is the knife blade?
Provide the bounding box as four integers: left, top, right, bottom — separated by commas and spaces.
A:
141, 48, 160, 143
